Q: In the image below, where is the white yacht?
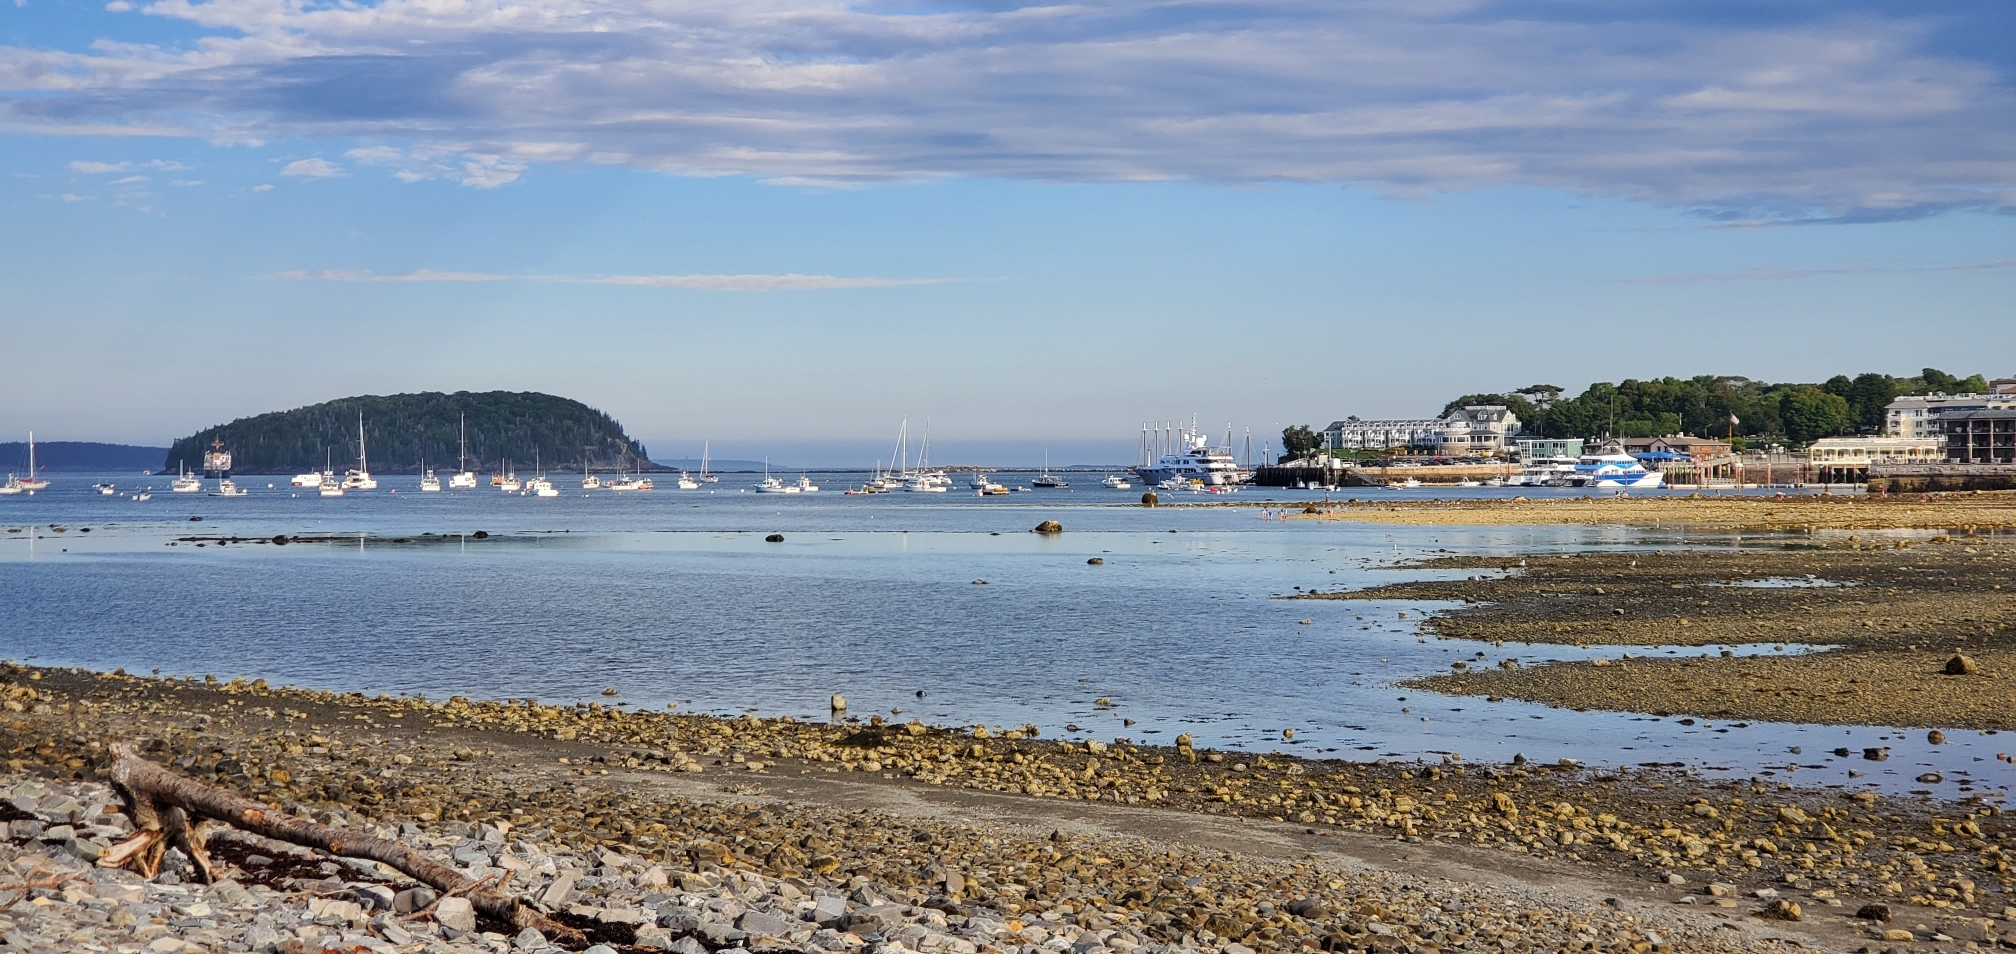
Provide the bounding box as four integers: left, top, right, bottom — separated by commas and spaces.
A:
676, 472, 699, 490
755, 460, 797, 493
211, 479, 248, 497
1568, 454, 1665, 489
342, 413, 377, 490
94, 482, 116, 495
1136, 426, 1243, 487
420, 469, 442, 492
171, 463, 202, 494
291, 471, 323, 488
1506, 456, 1578, 487
449, 414, 479, 489
1101, 474, 1131, 490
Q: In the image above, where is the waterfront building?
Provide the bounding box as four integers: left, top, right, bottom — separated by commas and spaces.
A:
1516, 438, 1583, 460
1807, 436, 1944, 483
1944, 408, 2016, 464
1886, 392, 2016, 439
1322, 416, 1442, 452
1617, 435, 1731, 461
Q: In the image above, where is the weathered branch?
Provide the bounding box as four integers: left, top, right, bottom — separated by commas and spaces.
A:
102, 744, 579, 943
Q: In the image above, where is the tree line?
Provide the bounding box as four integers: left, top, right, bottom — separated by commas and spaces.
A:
1439, 369, 1994, 447
164, 391, 655, 475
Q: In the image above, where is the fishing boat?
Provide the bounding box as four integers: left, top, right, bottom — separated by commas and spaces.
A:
0, 476, 22, 496
342, 414, 377, 490
581, 469, 602, 490
974, 475, 1009, 496
795, 475, 820, 493
499, 467, 522, 492
676, 472, 699, 490
634, 477, 654, 491
449, 415, 479, 489
132, 491, 152, 502
1032, 452, 1069, 488
755, 460, 798, 493
171, 463, 202, 494
1101, 474, 1131, 490
420, 468, 442, 492
320, 478, 345, 497
525, 449, 558, 496
210, 479, 248, 497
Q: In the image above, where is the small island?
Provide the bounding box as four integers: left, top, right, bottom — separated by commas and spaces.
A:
163, 391, 662, 475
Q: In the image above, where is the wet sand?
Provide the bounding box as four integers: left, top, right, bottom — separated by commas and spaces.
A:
1273, 491, 2016, 531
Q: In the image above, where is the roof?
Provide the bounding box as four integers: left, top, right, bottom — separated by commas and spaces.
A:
1943, 408, 2016, 422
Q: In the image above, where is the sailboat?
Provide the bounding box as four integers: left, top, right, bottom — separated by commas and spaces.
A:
18, 433, 49, 491
698, 441, 718, 482
449, 414, 479, 489
342, 413, 377, 490
581, 455, 602, 490
319, 448, 345, 496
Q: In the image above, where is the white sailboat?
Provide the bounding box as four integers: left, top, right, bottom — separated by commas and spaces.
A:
449, 414, 479, 489
698, 441, 718, 483
342, 413, 378, 490
15, 433, 49, 492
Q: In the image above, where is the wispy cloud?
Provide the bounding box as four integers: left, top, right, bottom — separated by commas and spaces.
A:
1625, 259, 2016, 285
267, 268, 977, 291
7, 3, 2016, 216
279, 158, 343, 178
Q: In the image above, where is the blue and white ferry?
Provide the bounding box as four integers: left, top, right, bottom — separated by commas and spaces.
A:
1568, 454, 1665, 489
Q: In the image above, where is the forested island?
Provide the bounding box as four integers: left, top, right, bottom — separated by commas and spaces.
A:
163, 392, 659, 475
0, 442, 166, 473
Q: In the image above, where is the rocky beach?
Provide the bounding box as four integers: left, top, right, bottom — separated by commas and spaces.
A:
0, 662, 2010, 953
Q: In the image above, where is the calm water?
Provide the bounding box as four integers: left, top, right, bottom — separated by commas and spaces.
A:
0, 473, 2002, 801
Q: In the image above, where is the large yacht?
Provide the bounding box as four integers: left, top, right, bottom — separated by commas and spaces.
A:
1136, 428, 1244, 487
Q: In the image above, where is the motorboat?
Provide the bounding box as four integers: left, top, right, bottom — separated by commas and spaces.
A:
211, 479, 248, 497
420, 469, 442, 492
499, 472, 522, 492
529, 477, 559, 497
132, 491, 152, 502
171, 464, 202, 494
94, 482, 116, 495
1136, 424, 1243, 487
1568, 454, 1665, 489
755, 476, 798, 494
676, 472, 699, 490
795, 475, 820, 493
634, 477, 654, 491
291, 472, 323, 488
903, 473, 947, 492
450, 415, 480, 488
1031, 473, 1069, 488
974, 476, 1010, 496
1101, 475, 1132, 490
0, 477, 23, 496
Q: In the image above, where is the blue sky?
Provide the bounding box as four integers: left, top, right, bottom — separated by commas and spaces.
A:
3, 1, 2014, 465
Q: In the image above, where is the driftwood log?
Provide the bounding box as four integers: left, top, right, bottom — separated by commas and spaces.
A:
101, 743, 579, 943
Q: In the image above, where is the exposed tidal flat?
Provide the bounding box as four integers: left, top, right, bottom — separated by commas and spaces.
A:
7, 483, 2016, 949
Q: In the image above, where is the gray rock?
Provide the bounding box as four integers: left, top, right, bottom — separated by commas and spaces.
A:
394, 887, 437, 914
541, 871, 578, 908
848, 904, 909, 935
434, 895, 477, 933
670, 937, 709, 954
812, 895, 848, 924
699, 922, 749, 946
585, 946, 620, 954
515, 926, 549, 950
242, 924, 281, 952
739, 909, 794, 938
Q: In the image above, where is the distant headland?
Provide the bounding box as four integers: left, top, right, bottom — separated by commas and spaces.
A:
163, 391, 662, 475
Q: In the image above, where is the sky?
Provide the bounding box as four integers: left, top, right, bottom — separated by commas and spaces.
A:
3, 1, 2015, 466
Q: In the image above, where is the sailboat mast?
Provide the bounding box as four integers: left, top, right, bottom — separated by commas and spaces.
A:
357, 412, 368, 474
459, 413, 468, 471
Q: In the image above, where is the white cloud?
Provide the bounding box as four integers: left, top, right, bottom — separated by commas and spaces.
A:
110, 174, 147, 184
69, 161, 128, 174
8, 4, 2016, 217
170, 178, 201, 186
59, 193, 88, 202
279, 158, 344, 178
267, 268, 973, 291
104, 0, 131, 10
250, 184, 273, 192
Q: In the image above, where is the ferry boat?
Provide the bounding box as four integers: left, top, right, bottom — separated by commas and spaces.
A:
1505, 456, 1579, 487
1568, 454, 1665, 489
1136, 427, 1243, 487
200, 438, 231, 485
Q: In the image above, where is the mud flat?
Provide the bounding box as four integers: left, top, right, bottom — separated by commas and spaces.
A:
1289, 533, 2016, 732
8, 666, 2016, 950
1275, 491, 2016, 532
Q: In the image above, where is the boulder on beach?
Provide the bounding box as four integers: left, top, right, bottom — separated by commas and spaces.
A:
1946, 654, 1979, 675
1140, 492, 1158, 506
765, 533, 784, 543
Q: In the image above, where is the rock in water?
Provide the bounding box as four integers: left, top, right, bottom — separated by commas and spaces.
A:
1141, 492, 1158, 506
1929, 729, 1947, 745
1947, 654, 1979, 675
765, 533, 785, 543
1087, 557, 1104, 565
1033, 520, 1063, 534
830, 694, 847, 711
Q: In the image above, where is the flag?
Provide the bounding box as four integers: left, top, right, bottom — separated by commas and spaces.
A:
1729, 414, 1740, 426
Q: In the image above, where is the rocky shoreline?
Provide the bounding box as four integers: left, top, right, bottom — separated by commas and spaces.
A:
5, 665, 2015, 951
1268, 491, 2016, 531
